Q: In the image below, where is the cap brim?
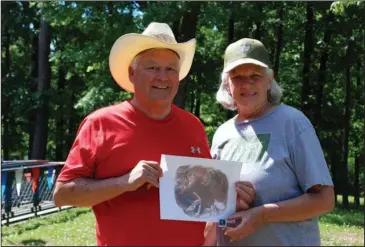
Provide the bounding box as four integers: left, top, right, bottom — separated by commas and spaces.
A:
223, 58, 268, 73
109, 33, 196, 93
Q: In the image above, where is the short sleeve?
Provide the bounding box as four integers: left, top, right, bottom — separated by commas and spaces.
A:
57, 117, 103, 182
210, 131, 219, 160
196, 119, 213, 159
290, 126, 334, 192
210, 127, 229, 160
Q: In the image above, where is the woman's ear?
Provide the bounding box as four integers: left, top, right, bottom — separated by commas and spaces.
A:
267, 70, 274, 90
224, 81, 232, 96
270, 70, 274, 81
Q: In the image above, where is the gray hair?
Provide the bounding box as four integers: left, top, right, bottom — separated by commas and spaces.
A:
216, 68, 283, 111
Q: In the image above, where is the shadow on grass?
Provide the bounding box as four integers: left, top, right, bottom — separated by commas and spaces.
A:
2, 207, 92, 237
319, 205, 364, 227
21, 239, 47, 246
2, 238, 46, 246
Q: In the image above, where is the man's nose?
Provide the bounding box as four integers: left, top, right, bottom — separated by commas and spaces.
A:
156, 68, 168, 80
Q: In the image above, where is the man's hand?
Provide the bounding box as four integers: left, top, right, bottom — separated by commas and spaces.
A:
235, 181, 255, 210
126, 160, 162, 191
223, 206, 264, 242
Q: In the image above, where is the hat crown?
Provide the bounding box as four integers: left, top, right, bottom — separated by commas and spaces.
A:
224, 38, 270, 68
142, 22, 177, 44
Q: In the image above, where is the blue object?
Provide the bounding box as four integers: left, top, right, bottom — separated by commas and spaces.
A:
1, 171, 7, 200
47, 167, 54, 190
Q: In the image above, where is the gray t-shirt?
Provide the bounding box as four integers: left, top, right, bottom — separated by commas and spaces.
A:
211, 104, 333, 246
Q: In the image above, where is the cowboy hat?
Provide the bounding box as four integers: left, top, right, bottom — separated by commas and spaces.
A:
109, 22, 196, 92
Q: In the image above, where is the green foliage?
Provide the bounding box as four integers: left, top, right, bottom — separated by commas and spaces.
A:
1, 1, 364, 198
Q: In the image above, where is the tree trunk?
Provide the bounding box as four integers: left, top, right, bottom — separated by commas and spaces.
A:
2, 2, 11, 160
354, 156, 360, 207
30, 18, 51, 159
314, 11, 334, 129
107, 1, 113, 27
173, 2, 202, 109
135, 1, 148, 9
172, 19, 181, 41
330, 150, 339, 204
226, 10, 235, 120
194, 89, 201, 118
254, 3, 263, 40
341, 32, 356, 208
363, 7, 365, 178
189, 90, 195, 113
28, 21, 39, 159
242, 17, 252, 38
354, 60, 363, 208
301, 2, 314, 115
342, 65, 351, 208
66, 92, 80, 152
55, 67, 66, 161
273, 3, 284, 78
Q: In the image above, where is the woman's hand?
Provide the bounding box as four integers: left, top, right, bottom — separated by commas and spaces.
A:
235, 181, 255, 210
223, 206, 265, 242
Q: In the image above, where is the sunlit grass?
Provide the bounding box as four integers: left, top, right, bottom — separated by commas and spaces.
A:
2, 207, 96, 246
1, 196, 364, 246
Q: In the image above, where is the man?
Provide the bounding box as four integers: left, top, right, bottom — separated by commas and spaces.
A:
53, 22, 212, 246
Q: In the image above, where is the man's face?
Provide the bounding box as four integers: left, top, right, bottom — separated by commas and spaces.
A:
129, 49, 180, 107
226, 63, 272, 117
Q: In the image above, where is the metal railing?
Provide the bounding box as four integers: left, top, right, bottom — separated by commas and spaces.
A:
1, 160, 67, 225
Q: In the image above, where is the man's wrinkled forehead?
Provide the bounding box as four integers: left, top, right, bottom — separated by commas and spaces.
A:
134, 48, 180, 60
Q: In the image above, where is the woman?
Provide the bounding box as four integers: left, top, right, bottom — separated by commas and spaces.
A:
207, 38, 334, 246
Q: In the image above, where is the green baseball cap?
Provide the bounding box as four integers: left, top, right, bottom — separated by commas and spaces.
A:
223, 38, 271, 73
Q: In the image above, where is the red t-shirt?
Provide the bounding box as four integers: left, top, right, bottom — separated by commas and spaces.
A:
57, 101, 212, 246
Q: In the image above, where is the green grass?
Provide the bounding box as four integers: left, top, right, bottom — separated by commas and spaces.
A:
1, 208, 96, 246
1, 196, 364, 246
320, 207, 364, 246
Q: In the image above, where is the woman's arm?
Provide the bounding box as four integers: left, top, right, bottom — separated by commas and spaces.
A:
224, 185, 335, 241
262, 185, 334, 223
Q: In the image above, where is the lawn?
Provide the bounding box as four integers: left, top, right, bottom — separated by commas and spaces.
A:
1, 196, 364, 246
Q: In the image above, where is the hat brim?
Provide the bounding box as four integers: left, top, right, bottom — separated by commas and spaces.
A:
109, 33, 196, 92
223, 58, 268, 73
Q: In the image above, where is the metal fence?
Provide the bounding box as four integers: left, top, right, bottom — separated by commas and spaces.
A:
1, 160, 67, 225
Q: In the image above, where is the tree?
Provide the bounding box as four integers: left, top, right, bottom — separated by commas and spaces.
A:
30, 11, 51, 160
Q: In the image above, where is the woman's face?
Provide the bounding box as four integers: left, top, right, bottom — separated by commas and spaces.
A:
226, 63, 273, 119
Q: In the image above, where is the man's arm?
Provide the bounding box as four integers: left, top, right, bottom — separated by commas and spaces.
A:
53, 160, 162, 207
203, 222, 217, 246
53, 175, 131, 207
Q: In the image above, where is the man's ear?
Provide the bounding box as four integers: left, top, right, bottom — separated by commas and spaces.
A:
128, 66, 134, 84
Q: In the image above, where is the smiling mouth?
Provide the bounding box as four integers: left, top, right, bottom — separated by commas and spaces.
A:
152, 85, 169, 89
240, 92, 257, 97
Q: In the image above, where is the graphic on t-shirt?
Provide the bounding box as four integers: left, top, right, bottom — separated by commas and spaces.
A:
220, 133, 272, 163
174, 165, 228, 218
190, 146, 201, 154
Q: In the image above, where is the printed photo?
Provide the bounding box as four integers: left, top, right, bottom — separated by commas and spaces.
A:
159, 155, 242, 223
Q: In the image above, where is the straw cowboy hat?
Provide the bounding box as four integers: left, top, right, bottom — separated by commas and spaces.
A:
109, 22, 196, 92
